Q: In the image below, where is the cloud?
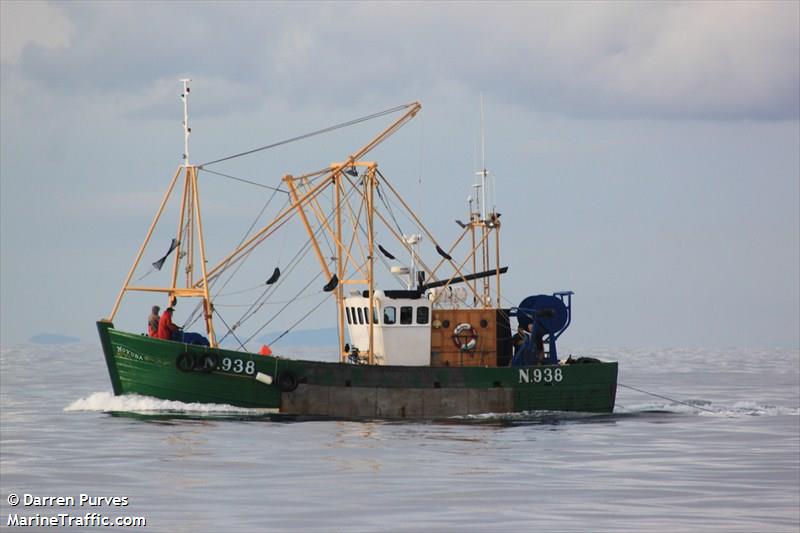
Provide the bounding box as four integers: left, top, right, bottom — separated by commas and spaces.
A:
3, 1, 798, 120
0, 0, 73, 64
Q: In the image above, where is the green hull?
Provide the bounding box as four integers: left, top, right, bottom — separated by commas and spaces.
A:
97, 321, 617, 418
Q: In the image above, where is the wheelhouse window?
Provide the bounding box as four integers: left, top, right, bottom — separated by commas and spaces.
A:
416, 306, 429, 324
357, 307, 364, 325
383, 306, 396, 325
363, 307, 370, 324
345, 307, 352, 324
373, 308, 380, 324
400, 306, 413, 325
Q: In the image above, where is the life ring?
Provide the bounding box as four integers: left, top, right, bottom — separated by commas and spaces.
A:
175, 352, 196, 372
277, 371, 299, 392
196, 353, 218, 373
452, 323, 478, 352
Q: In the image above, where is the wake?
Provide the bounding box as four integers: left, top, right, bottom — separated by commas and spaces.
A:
64, 391, 276, 416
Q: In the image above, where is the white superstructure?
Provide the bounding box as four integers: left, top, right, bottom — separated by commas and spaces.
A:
343, 290, 431, 366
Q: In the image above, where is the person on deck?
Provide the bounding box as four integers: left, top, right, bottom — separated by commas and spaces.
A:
157, 306, 180, 341
511, 322, 548, 366
147, 306, 160, 337
510, 323, 531, 366
511, 325, 526, 353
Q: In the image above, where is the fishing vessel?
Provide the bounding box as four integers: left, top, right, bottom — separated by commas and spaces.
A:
97, 82, 617, 418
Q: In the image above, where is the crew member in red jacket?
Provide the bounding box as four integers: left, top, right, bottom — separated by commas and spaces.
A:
157, 306, 180, 340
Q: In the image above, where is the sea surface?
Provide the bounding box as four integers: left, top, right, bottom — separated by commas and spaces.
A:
0, 344, 798, 532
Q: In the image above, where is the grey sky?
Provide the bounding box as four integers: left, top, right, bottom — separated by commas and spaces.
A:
1, 1, 798, 348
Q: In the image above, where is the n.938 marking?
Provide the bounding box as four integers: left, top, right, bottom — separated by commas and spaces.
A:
518, 367, 563, 384
219, 357, 255, 375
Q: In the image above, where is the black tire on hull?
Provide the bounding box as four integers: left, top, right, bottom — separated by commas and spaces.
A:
176, 353, 196, 372
196, 354, 219, 373
277, 371, 299, 392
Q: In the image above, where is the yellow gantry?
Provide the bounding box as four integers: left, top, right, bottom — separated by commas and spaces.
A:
108, 100, 505, 358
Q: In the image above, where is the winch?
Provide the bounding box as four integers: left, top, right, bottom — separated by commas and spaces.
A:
510, 291, 573, 365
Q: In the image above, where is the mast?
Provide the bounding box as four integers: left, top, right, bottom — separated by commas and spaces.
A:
191, 165, 216, 346
473, 93, 490, 307
107, 79, 217, 347
366, 166, 376, 365
336, 176, 346, 362
478, 93, 488, 222
181, 78, 191, 167
448, 94, 502, 309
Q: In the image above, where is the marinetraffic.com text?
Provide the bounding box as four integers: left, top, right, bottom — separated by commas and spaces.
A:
6, 493, 146, 528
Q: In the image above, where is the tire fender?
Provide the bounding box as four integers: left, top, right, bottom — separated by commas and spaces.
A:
277, 371, 299, 392
196, 353, 218, 373
176, 352, 196, 372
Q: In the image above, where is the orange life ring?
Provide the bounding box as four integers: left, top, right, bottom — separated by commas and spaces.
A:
452, 323, 478, 351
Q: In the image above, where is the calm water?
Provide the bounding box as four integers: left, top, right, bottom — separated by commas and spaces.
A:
1, 344, 798, 532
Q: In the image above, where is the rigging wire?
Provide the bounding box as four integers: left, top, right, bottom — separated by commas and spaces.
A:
313, 186, 336, 260
214, 240, 311, 343
224, 179, 364, 345
242, 270, 324, 346
236, 187, 286, 249
215, 291, 322, 306
375, 181, 405, 237
371, 235, 408, 290
213, 308, 247, 351
136, 266, 157, 282
375, 169, 426, 237
216, 183, 343, 343
199, 103, 416, 168
276, 206, 290, 265
200, 167, 288, 193
234, 187, 340, 326
182, 189, 290, 330
337, 169, 423, 289
229, 237, 315, 334
207, 170, 333, 296
210, 186, 288, 297
417, 112, 424, 215
267, 293, 330, 346
345, 183, 406, 289
216, 204, 318, 337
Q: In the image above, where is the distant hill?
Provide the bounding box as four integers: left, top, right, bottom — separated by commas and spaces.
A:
29, 333, 81, 344
256, 327, 338, 347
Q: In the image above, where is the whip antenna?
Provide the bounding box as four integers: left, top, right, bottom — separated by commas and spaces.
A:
476, 93, 490, 221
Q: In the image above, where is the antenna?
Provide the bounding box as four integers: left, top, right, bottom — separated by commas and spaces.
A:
180, 78, 192, 166
475, 93, 489, 221
418, 113, 424, 216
